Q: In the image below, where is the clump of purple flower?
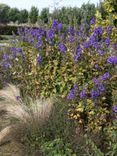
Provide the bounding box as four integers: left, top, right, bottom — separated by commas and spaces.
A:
47, 29, 55, 40
58, 43, 67, 52
90, 17, 96, 25
74, 45, 82, 61
80, 89, 86, 99
113, 105, 117, 113
101, 72, 110, 81
107, 56, 117, 64
36, 56, 42, 64
91, 73, 110, 99
16, 96, 21, 101
67, 84, 78, 100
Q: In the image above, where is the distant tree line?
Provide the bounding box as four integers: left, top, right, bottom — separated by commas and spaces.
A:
0, 2, 109, 26
0, 4, 38, 24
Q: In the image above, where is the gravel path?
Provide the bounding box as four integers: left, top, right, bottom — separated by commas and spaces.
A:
0, 142, 24, 156
0, 109, 24, 156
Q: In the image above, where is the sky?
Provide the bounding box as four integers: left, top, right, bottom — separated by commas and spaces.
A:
0, 0, 100, 12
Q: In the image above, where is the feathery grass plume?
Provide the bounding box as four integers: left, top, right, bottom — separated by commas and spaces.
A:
0, 126, 11, 144
6, 98, 54, 130
0, 84, 54, 140
0, 84, 21, 104
0, 84, 21, 116
0, 84, 53, 120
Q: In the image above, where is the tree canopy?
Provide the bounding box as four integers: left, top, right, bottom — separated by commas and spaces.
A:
0, 4, 10, 24
29, 6, 39, 24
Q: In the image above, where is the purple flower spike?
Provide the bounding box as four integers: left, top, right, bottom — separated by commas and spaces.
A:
17, 48, 24, 56
98, 83, 105, 92
107, 56, 117, 64
92, 77, 98, 85
3, 54, 9, 60
91, 89, 100, 98
36, 56, 42, 64
74, 46, 82, 61
113, 43, 117, 49
113, 105, 117, 113
80, 89, 86, 99
67, 84, 78, 100
98, 49, 104, 55
95, 64, 99, 68
101, 72, 110, 81
4, 63, 11, 69
94, 26, 104, 35
16, 96, 21, 101
36, 41, 43, 49
69, 35, 74, 43
83, 41, 90, 49
68, 26, 74, 34
58, 43, 66, 52
10, 47, 17, 53
53, 19, 58, 27
104, 37, 110, 45
90, 17, 96, 25
107, 25, 112, 34
47, 29, 55, 39
57, 23, 63, 31
60, 34, 64, 40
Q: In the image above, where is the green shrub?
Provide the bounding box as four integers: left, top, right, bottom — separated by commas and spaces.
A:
0, 25, 37, 35
5, 23, 116, 132
41, 138, 76, 156
0, 25, 19, 35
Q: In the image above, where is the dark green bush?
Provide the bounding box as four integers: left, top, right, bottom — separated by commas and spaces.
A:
0, 25, 19, 35
0, 25, 36, 35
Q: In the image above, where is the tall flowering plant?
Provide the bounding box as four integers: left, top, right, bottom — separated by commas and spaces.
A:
2, 18, 117, 131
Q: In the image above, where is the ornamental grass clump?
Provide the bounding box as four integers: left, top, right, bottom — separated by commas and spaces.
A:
0, 84, 53, 144
0, 84, 75, 155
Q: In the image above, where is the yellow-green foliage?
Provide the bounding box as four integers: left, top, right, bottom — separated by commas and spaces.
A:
95, 0, 117, 42
93, 0, 117, 133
